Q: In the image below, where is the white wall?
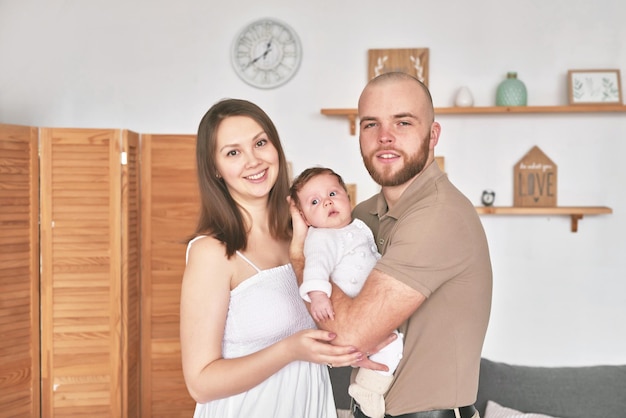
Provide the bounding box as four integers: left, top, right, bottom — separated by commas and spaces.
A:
2, 0, 625, 367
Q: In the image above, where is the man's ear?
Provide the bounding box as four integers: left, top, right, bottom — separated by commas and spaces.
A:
429, 121, 441, 148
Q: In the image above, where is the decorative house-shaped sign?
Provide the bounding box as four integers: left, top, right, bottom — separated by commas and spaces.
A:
514, 146, 557, 207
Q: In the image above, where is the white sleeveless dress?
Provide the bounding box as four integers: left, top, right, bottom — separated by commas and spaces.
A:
188, 239, 337, 418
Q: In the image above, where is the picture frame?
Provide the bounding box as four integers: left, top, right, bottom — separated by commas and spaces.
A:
346, 183, 357, 209
368, 48, 429, 85
568, 69, 622, 105
287, 161, 293, 180
435, 156, 445, 172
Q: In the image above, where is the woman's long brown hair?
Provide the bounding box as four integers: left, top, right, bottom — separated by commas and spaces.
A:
191, 98, 292, 257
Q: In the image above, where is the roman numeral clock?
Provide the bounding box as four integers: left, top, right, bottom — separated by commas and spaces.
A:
231, 18, 302, 89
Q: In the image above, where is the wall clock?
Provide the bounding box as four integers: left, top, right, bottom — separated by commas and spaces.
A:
231, 18, 302, 89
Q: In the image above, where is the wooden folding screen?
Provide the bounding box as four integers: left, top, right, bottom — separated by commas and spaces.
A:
0, 124, 41, 417
140, 134, 198, 417
39, 128, 140, 417
1, 127, 197, 416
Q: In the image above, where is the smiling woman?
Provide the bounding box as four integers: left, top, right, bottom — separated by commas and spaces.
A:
179, 98, 361, 418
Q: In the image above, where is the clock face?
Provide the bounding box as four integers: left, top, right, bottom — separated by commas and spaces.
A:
481, 190, 496, 206
231, 18, 302, 89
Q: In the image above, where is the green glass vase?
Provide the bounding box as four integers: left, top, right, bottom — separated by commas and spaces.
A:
496, 72, 527, 106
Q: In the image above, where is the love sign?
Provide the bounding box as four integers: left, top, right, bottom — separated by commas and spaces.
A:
513, 146, 557, 207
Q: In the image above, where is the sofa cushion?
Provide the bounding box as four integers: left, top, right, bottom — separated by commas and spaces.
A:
485, 400, 558, 418
476, 358, 626, 418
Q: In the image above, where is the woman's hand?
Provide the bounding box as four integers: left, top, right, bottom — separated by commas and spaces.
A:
285, 329, 363, 368
288, 196, 309, 287
287, 196, 308, 260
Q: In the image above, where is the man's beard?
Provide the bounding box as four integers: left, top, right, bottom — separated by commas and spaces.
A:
362, 135, 430, 187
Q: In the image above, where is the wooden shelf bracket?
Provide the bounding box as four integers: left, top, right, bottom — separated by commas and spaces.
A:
347, 114, 356, 135
570, 214, 583, 233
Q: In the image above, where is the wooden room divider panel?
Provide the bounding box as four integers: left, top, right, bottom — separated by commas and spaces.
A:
0, 124, 41, 417
39, 128, 140, 417
140, 134, 198, 417
121, 130, 141, 418
1, 126, 196, 416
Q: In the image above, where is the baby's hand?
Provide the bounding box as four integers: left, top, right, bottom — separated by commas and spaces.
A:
309, 291, 335, 322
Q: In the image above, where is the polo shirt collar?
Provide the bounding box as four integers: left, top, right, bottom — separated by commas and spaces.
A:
371, 161, 443, 220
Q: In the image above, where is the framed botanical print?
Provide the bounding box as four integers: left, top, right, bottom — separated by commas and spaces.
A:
568, 69, 622, 105
368, 48, 429, 85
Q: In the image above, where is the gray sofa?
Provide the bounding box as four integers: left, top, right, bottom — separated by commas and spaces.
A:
330, 358, 626, 418
476, 358, 626, 418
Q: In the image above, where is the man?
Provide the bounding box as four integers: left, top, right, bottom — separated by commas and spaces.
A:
290, 72, 492, 418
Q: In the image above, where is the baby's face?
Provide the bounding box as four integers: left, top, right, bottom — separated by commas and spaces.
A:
297, 173, 352, 229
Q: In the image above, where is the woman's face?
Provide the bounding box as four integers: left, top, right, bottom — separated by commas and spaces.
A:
214, 115, 279, 203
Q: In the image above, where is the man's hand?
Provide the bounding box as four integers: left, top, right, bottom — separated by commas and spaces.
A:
352, 331, 399, 372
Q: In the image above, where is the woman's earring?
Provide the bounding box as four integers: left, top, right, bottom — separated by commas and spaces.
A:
215, 173, 221, 179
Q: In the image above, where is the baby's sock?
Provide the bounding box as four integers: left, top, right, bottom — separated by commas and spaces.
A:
348, 368, 393, 418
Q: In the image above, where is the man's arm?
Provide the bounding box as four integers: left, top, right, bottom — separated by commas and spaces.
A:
328, 268, 425, 352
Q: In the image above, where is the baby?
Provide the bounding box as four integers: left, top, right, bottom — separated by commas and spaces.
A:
290, 166, 403, 418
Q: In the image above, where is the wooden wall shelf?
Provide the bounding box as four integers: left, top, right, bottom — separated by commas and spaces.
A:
321, 105, 626, 135
321, 106, 616, 232
474, 206, 613, 232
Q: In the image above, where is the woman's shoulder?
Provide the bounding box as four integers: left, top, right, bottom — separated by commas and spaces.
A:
187, 234, 218, 249
186, 235, 230, 265
184, 235, 235, 290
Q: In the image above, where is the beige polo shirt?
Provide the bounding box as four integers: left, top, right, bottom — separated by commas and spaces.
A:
353, 162, 492, 415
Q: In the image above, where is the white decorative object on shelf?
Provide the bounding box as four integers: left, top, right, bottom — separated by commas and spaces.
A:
454, 86, 474, 107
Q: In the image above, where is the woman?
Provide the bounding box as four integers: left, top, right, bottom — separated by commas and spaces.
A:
180, 98, 363, 418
